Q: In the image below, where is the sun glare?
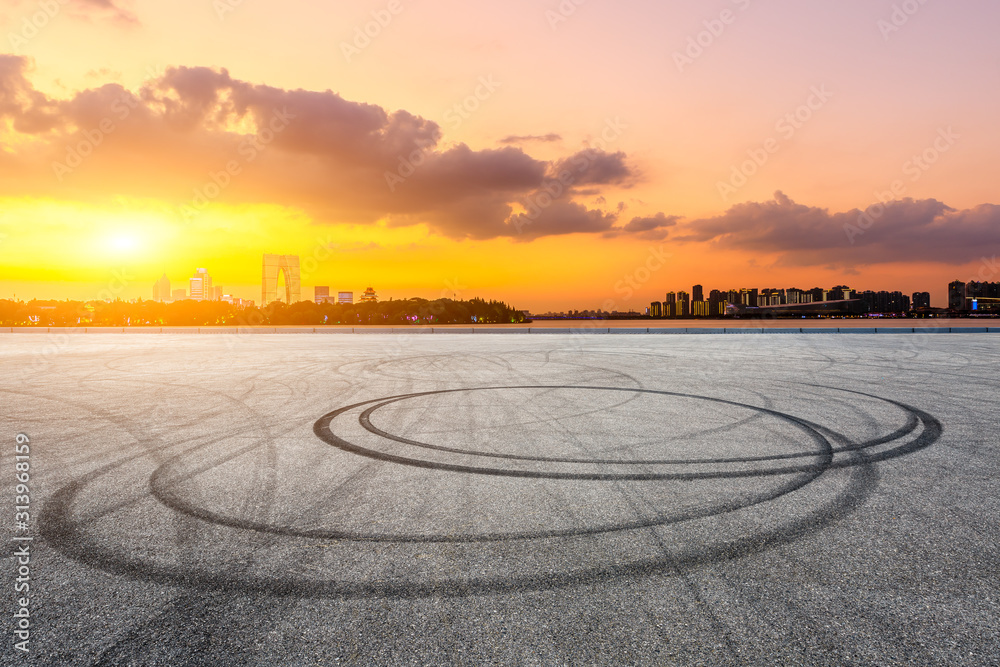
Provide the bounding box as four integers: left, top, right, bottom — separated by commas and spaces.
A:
109, 235, 139, 252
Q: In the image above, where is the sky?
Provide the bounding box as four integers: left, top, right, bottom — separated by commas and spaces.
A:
1, 0, 998, 310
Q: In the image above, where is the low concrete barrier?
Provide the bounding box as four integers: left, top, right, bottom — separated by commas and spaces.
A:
2, 325, 998, 336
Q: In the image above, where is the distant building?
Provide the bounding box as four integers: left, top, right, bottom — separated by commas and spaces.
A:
214, 286, 223, 301
948, 281, 966, 311
677, 291, 691, 317
189, 268, 212, 301
692, 300, 710, 317
172, 288, 187, 301
912, 292, 931, 310
153, 274, 170, 302
650, 302, 663, 318
262, 254, 301, 305
314, 286, 337, 304
360, 287, 377, 303
338, 291, 354, 305
692, 284, 704, 303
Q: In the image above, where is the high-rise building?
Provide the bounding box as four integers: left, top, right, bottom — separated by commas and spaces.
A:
650, 302, 663, 318
912, 292, 931, 310
152, 274, 171, 302
829, 285, 852, 301
189, 268, 212, 301
262, 254, 302, 305
172, 288, 187, 301
948, 281, 967, 311
677, 291, 690, 317
214, 286, 223, 301
360, 287, 378, 303
692, 301, 710, 317
338, 291, 354, 304
692, 284, 704, 303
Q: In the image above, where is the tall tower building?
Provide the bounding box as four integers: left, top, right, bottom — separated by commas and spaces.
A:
262, 254, 301, 305
692, 284, 704, 303
189, 268, 212, 301
153, 274, 170, 302
948, 280, 967, 311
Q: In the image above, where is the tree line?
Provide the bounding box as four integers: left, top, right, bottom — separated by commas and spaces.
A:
0, 297, 528, 327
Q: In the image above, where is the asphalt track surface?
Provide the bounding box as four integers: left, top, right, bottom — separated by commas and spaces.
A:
1, 333, 998, 666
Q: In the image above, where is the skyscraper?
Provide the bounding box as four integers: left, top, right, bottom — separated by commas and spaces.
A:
692, 284, 703, 303
262, 254, 301, 304
153, 273, 170, 302
189, 268, 212, 301
948, 281, 967, 311
677, 290, 690, 317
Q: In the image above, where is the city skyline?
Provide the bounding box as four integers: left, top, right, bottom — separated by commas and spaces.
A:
1, 2, 999, 310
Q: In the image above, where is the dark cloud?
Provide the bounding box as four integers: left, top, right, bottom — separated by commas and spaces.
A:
550, 149, 633, 187
507, 200, 618, 241
0, 60, 630, 241
679, 191, 1000, 266
498, 133, 562, 145
623, 212, 680, 233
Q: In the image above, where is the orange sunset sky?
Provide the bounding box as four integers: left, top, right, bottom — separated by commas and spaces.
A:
1, 0, 998, 310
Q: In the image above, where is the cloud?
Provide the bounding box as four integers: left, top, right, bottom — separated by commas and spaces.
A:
0, 60, 631, 241
679, 191, 1000, 266
507, 200, 618, 241
550, 149, 633, 187
498, 133, 562, 145
623, 212, 680, 234
71, 0, 139, 25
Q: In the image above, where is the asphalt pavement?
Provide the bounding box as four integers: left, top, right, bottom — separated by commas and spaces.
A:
1, 333, 997, 665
